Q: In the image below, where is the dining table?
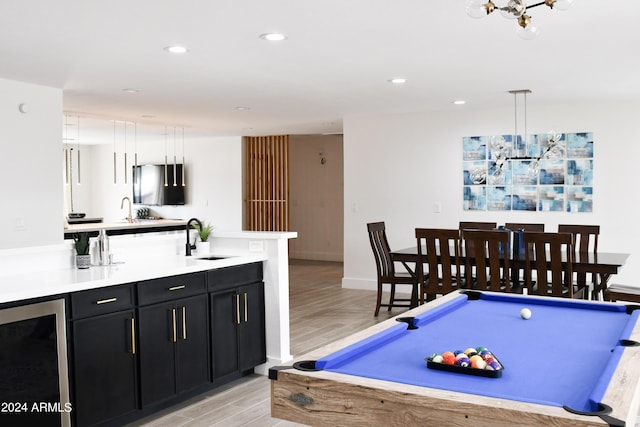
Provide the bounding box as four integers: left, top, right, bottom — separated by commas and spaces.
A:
391, 246, 630, 300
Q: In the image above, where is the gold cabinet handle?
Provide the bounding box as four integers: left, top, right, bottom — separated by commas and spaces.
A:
172, 308, 177, 343
130, 318, 136, 354
181, 306, 187, 340
234, 294, 241, 325
168, 285, 186, 291
96, 297, 117, 305
243, 292, 248, 323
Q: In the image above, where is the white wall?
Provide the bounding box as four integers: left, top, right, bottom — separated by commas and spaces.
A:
84, 136, 243, 230
343, 101, 640, 289
289, 134, 344, 261
0, 78, 63, 249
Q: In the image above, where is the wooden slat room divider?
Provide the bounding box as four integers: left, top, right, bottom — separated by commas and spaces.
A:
245, 135, 290, 231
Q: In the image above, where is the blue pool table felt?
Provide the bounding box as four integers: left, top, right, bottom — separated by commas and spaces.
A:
316, 293, 639, 413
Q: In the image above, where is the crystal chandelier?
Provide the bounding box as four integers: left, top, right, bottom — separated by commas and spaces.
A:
465, 0, 576, 39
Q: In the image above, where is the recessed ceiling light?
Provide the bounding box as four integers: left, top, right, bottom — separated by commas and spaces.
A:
389, 78, 407, 84
122, 88, 140, 93
235, 106, 251, 111
260, 33, 287, 41
453, 100, 466, 105
164, 45, 189, 54
141, 115, 155, 119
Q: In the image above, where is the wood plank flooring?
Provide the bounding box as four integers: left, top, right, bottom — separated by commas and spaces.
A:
130, 260, 640, 427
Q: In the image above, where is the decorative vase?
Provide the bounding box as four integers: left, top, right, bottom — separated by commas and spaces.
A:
76, 254, 91, 269
195, 241, 210, 255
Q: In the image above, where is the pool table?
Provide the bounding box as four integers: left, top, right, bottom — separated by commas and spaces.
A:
270, 291, 640, 426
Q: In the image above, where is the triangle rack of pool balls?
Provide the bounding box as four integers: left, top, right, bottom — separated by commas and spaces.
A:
426, 346, 504, 378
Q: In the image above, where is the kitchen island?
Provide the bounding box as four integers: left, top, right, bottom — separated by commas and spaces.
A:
0, 230, 296, 427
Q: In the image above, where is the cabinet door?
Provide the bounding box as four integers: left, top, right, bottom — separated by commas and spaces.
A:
72, 310, 138, 426
210, 290, 239, 380
238, 282, 267, 371
138, 301, 176, 407
175, 295, 210, 393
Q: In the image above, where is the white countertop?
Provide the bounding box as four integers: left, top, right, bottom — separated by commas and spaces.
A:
0, 252, 265, 304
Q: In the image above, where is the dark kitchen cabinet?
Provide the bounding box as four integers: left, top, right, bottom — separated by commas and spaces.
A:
137, 273, 209, 407
209, 263, 266, 381
64, 264, 264, 426
70, 284, 138, 427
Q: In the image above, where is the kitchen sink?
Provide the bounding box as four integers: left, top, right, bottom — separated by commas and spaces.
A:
196, 255, 233, 260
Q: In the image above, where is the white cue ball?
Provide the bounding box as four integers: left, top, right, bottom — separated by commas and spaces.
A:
520, 308, 532, 320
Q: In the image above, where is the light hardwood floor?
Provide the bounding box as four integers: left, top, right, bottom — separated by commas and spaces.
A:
130, 259, 402, 427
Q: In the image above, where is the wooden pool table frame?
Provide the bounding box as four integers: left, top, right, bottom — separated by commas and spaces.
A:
270, 291, 640, 427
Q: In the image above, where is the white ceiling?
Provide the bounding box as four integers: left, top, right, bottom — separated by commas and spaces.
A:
1, 1, 638, 143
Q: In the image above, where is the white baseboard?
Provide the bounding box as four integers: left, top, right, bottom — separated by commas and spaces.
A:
342, 277, 376, 291
290, 250, 343, 262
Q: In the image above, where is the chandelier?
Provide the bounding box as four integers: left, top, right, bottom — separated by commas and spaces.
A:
465, 0, 575, 39
489, 90, 565, 184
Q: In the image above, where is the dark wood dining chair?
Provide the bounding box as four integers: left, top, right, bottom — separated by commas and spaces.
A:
367, 222, 419, 316
459, 222, 497, 287
504, 223, 545, 232
558, 224, 600, 299
461, 229, 512, 293
505, 223, 545, 288
459, 221, 498, 231
415, 228, 461, 303
523, 231, 583, 299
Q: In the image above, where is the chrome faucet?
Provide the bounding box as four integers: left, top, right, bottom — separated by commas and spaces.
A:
186, 218, 202, 256
121, 196, 133, 223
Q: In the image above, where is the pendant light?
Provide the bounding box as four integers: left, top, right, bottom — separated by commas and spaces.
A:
134, 122, 138, 185
69, 146, 75, 212
76, 115, 81, 185
123, 121, 128, 185
173, 127, 177, 187
113, 120, 117, 184
181, 127, 186, 187
164, 125, 168, 187
64, 115, 69, 185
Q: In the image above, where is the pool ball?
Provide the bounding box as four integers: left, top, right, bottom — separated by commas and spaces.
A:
481, 352, 494, 361
486, 361, 502, 371
456, 352, 469, 361
471, 359, 487, 369
469, 355, 483, 363
456, 357, 470, 367
520, 308, 532, 319
443, 354, 457, 365
429, 353, 443, 363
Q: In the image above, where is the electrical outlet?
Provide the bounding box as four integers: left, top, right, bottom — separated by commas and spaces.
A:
249, 241, 264, 252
